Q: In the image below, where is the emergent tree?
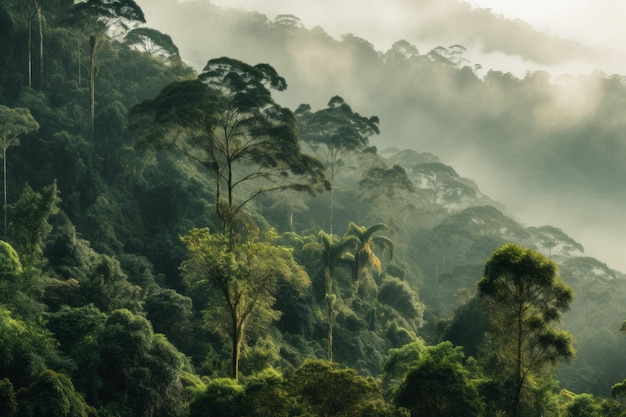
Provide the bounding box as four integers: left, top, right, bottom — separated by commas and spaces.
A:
303, 232, 357, 361
71, 0, 145, 136
477, 243, 575, 417
130, 57, 328, 241
345, 222, 393, 282
295, 96, 379, 234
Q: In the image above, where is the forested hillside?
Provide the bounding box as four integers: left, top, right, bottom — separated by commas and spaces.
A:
1, 1, 626, 417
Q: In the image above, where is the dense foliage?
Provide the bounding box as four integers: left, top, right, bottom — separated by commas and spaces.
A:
1, 1, 626, 416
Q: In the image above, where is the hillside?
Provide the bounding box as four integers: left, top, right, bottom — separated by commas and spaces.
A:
1, 1, 626, 416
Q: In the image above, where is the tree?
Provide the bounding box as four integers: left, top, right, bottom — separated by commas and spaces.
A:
22, 0, 45, 89
394, 342, 484, 417
70, 0, 145, 136
45, 304, 107, 403
358, 164, 416, 226
0, 105, 39, 236
130, 57, 328, 240
287, 359, 389, 417
98, 309, 187, 417
345, 222, 393, 282
381, 339, 428, 399
180, 228, 310, 380
124, 27, 181, 63
477, 243, 575, 417
8, 181, 59, 266
0, 378, 17, 417
144, 288, 193, 349
15, 369, 98, 417
0, 306, 60, 389
295, 96, 379, 234
189, 378, 243, 417
303, 231, 357, 361
0, 240, 23, 305
411, 162, 477, 214
528, 225, 584, 259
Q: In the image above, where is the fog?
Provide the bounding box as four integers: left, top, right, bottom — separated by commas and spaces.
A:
136, 0, 626, 272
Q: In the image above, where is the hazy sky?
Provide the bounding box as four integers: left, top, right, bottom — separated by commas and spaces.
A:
466, 0, 626, 49
208, 0, 626, 75
139, 0, 626, 272
209, 0, 626, 47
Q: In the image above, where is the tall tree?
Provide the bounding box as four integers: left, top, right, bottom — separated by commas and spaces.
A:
22, 0, 45, 88
70, 0, 145, 137
130, 58, 328, 241
411, 162, 477, 214
358, 164, 416, 226
477, 243, 575, 417
345, 222, 393, 282
303, 232, 357, 361
180, 228, 310, 380
0, 105, 39, 236
295, 96, 379, 234
124, 27, 180, 63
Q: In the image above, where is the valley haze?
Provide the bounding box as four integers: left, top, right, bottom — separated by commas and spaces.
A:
137, 0, 626, 273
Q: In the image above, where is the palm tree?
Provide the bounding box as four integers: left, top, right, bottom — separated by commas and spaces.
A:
70, 0, 145, 137
345, 222, 394, 282
304, 231, 357, 361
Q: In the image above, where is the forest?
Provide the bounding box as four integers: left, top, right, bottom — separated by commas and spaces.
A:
2, 0, 626, 416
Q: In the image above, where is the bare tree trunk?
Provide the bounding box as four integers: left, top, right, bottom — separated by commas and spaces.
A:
89, 34, 97, 138
77, 37, 81, 87
37, 3, 43, 86
325, 269, 334, 362
27, 19, 32, 88
327, 300, 333, 362
231, 320, 243, 380
329, 187, 334, 235
3, 145, 7, 236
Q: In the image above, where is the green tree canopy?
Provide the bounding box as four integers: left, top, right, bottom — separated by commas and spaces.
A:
0, 105, 39, 236
15, 369, 98, 417
287, 359, 389, 417
124, 27, 180, 62
130, 57, 328, 239
8, 181, 59, 266
394, 342, 484, 417
0, 306, 60, 389
477, 243, 575, 417
345, 222, 393, 282
180, 227, 310, 379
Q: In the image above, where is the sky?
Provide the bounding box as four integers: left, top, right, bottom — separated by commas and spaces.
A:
207, 0, 626, 75
208, 0, 626, 49
139, 0, 626, 272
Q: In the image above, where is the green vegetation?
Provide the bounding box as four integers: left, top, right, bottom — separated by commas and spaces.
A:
1, 1, 626, 416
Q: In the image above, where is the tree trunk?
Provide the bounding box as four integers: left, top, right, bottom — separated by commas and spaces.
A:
37, 3, 43, 86
89, 34, 97, 138
513, 298, 524, 417
328, 187, 334, 235
3, 144, 7, 236
325, 269, 334, 362
289, 199, 294, 232
77, 37, 81, 87
27, 19, 32, 89
231, 321, 243, 380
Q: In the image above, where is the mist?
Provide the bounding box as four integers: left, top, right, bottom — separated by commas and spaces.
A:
136, 0, 626, 272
